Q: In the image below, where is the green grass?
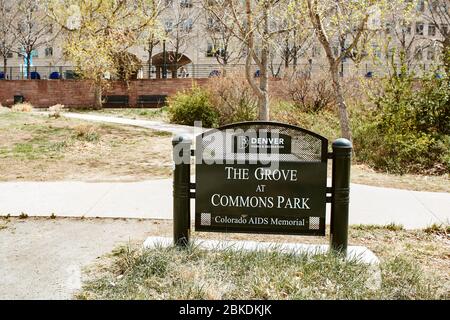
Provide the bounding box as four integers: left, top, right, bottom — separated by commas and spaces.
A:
352, 223, 405, 232
424, 224, 449, 236
18, 212, 28, 219
77, 243, 443, 300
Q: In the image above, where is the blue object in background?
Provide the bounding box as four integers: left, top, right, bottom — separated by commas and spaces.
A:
30, 71, 40, 79
208, 70, 221, 77
0, 72, 4, 79
49, 72, 60, 79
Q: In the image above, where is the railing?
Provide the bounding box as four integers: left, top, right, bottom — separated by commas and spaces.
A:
0, 62, 438, 80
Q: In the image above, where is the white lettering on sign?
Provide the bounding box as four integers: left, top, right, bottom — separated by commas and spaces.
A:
250, 137, 284, 145
225, 166, 298, 182
210, 194, 310, 210
254, 167, 297, 181
212, 216, 307, 227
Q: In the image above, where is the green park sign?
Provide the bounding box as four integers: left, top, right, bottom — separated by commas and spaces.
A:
172, 122, 352, 252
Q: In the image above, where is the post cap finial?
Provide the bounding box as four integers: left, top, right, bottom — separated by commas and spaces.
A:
332, 138, 352, 148
172, 133, 193, 145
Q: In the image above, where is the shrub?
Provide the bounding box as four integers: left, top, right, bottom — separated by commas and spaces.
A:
11, 102, 33, 112
207, 72, 258, 125
48, 104, 65, 118
168, 85, 218, 128
353, 70, 450, 175
281, 74, 335, 113
74, 124, 100, 142
271, 100, 341, 142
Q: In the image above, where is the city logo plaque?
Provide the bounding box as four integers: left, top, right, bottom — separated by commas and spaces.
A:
172, 121, 352, 253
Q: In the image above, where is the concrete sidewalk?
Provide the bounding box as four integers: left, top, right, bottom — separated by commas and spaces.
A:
0, 179, 448, 229
43, 112, 199, 136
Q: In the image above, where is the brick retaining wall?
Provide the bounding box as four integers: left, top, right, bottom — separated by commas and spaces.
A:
0, 79, 210, 108
0, 78, 286, 108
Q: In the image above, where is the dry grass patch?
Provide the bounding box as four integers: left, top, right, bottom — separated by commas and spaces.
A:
71, 107, 170, 122
78, 225, 449, 300
11, 103, 34, 112
324, 161, 449, 193
0, 112, 172, 181
351, 164, 450, 193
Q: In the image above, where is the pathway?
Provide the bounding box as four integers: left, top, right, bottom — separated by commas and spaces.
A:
49, 111, 198, 136
0, 179, 448, 229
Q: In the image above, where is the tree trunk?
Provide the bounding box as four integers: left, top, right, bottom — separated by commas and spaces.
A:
330, 65, 352, 141
259, 49, 269, 121
147, 44, 153, 79
94, 84, 102, 110
443, 39, 450, 75
26, 53, 31, 80
258, 7, 270, 121
3, 56, 7, 79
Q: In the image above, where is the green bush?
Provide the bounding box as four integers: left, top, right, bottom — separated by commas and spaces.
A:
353, 69, 450, 175
168, 86, 218, 128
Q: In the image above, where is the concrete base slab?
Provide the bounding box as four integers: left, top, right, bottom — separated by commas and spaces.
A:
143, 236, 379, 265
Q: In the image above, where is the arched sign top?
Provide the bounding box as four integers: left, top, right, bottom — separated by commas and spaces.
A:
207, 121, 328, 144
197, 121, 328, 163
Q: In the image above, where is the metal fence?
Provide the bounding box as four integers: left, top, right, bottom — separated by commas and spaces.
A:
0, 62, 438, 80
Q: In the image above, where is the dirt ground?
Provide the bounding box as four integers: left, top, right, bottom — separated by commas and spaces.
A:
0, 112, 173, 181
0, 217, 448, 299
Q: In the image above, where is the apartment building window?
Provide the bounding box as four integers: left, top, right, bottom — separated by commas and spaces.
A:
207, 17, 219, 31
428, 24, 436, 36
182, 18, 193, 32
6, 51, 13, 58
442, 24, 448, 36
415, 22, 424, 35
332, 46, 339, 57
164, 20, 173, 33
385, 22, 393, 34
31, 50, 38, 58
416, 0, 425, 12
312, 46, 321, 58
180, 0, 193, 8
45, 47, 53, 57
402, 23, 411, 35
427, 47, 435, 61
415, 47, 423, 60
386, 48, 395, 59
206, 42, 214, 57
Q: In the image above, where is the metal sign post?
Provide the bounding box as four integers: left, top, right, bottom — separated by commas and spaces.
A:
172, 134, 192, 246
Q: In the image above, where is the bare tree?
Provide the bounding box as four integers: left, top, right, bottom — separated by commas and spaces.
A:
269, 29, 313, 78
423, 0, 450, 73
302, 0, 407, 140
13, 0, 55, 79
163, 0, 201, 77
47, 0, 160, 108
143, 0, 167, 78
202, 8, 244, 70
368, 2, 432, 76
205, 0, 297, 121
0, 0, 18, 78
